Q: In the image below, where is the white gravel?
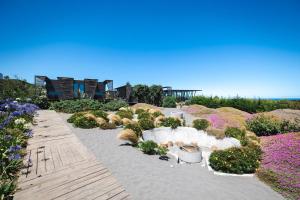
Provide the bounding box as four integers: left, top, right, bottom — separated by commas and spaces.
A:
60, 113, 284, 200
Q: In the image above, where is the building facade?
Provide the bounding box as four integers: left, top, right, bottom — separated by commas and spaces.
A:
35, 76, 114, 100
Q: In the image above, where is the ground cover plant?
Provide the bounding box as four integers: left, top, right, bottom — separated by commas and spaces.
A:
188, 96, 300, 113
257, 133, 300, 200
50, 99, 128, 113
50, 99, 104, 113
0, 99, 38, 199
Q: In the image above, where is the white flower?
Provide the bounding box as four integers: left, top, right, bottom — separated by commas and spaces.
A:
16, 98, 21, 101
23, 123, 31, 129
15, 118, 26, 125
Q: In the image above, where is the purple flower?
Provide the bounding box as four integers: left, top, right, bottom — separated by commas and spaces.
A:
8, 145, 22, 152
8, 153, 21, 161
24, 130, 33, 138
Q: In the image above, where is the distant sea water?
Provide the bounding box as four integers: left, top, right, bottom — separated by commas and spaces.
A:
260, 98, 300, 101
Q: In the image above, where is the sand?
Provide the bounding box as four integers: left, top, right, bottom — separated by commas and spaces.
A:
60, 112, 284, 200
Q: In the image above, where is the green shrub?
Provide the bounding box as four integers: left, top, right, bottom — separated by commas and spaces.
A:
139, 118, 155, 130
67, 112, 85, 123
135, 108, 146, 115
138, 140, 158, 155
246, 115, 281, 136
225, 127, 248, 146
193, 119, 209, 130
102, 100, 128, 111
156, 146, 168, 156
162, 96, 177, 108
137, 112, 152, 120
32, 95, 50, 109
161, 117, 181, 129
124, 123, 142, 137
90, 110, 108, 121
50, 99, 103, 113
116, 110, 133, 119
152, 111, 163, 118
73, 116, 98, 129
99, 122, 116, 129
280, 119, 300, 133
209, 145, 262, 174
0, 180, 17, 199
138, 140, 168, 156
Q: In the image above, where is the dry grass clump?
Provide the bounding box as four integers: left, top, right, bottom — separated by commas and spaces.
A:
118, 129, 138, 144
108, 114, 122, 126
154, 115, 165, 127
206, 128, 225, 139
95, 117, 106, 126
132, 103, 160, 111
84, 113, 97, 120
100, 122, 116, 130
122, 118, 136, 126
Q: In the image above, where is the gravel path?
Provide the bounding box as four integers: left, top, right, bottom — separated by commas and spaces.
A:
60, 111, 284, 200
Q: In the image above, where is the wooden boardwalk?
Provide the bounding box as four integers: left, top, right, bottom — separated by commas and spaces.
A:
15, 110, 129, 200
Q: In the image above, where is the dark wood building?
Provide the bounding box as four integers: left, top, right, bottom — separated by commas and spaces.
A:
35, 76, 114, 100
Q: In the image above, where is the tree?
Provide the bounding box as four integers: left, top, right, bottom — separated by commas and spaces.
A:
149, 85, 163, 106
132, 84, 150, 103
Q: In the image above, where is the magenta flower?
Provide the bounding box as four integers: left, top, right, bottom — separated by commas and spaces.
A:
208, 114, 225, 129
260, 133, 300, 199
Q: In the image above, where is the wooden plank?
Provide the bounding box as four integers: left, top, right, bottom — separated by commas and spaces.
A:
15, 110, 129, 200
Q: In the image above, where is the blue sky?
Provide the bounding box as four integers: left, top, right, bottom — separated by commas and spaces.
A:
0, 0, 299, 98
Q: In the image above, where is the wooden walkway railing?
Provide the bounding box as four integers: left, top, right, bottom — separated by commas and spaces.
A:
15, 110, 130, 200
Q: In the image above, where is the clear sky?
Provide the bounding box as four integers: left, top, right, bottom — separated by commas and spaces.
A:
0, 0, 299, 98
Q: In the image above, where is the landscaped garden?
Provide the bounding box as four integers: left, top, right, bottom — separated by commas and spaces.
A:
1, 88, 300, 199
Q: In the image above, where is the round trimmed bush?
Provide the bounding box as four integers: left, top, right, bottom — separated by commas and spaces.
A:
209, 146, 262, 174
116, 110, 133, 119
138, 140, 158, 155
161, 117, 181, 129
73, 116, 98, 129
193, 119, 209, 130
139, 118, 155, 130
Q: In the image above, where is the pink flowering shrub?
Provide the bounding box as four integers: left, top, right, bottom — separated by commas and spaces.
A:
208, 114, 225, 129
258, 133, 300, 199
